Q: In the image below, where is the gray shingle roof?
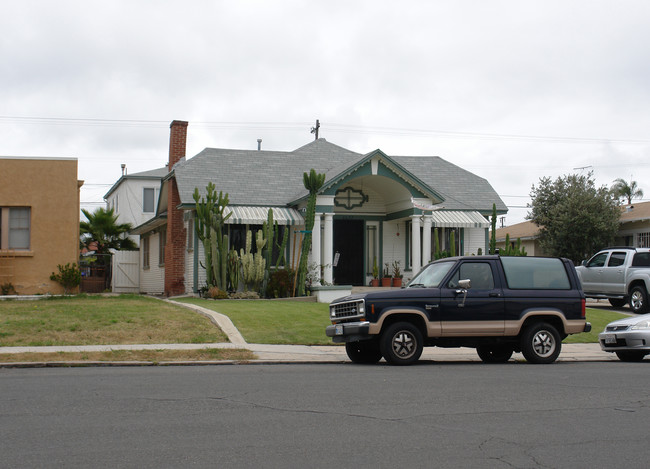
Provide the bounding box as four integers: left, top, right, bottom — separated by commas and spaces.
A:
172, 139, 506, 213
104, 166, 168, 198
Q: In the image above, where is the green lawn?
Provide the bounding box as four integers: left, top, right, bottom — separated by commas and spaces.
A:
0, 295, 630, 350
178, 298, 333, 345
563, 307, 628, 343
0, 294, 227, 346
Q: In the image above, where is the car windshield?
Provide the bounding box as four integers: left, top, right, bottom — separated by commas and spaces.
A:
407, 261, 455, 288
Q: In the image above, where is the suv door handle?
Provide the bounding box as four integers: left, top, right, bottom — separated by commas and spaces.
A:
489, 292, 501, 297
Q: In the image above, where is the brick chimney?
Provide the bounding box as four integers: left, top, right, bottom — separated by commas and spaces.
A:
164, 120, 188, 296
168, 120, 188, 170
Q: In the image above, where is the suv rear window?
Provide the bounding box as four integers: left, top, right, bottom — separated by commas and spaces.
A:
501, 257, 570, 290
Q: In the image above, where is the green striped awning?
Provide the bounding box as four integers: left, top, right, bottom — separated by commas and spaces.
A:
430, 211, 489, 228
223, 206, 304, 226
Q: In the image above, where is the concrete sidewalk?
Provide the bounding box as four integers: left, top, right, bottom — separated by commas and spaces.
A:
0, 343, 617, 366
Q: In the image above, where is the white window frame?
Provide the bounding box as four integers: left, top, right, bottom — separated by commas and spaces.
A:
0, 207, 31, 250
143, 188, 156, 213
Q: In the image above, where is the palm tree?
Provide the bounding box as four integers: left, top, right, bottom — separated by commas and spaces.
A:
80, 207, 138, 254
611, 178, 644, 205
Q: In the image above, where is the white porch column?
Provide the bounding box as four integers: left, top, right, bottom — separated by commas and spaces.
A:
311, 213, 321, 286
411, 215, 421, 274
422, 215, 432, 266
323, 213, 334, 284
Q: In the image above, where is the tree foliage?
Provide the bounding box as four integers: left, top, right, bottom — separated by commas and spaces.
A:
80, 207, 137, 254
611, 178, 644, 205
527, 172, 620, 264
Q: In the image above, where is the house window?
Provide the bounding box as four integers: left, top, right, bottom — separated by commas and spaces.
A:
638, 232, 650, 248
143, 188, 155, 213
159, 230, 166, 266
0, 207, 31, 250
142, 236, 150, 269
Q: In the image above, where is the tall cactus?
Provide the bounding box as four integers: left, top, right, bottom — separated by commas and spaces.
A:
275, 223, 288, 268
240, 229, 266, 293
296, 169, 325, 296
193, 182, 231, 291
261, 209, 275, 293
489, 203, 497, 255
227, 249, 240, 291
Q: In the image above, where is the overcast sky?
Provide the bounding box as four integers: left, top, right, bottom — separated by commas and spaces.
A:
3, 0, 650, 226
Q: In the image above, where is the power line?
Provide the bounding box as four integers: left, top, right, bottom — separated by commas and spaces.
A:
3, 115, 650, 145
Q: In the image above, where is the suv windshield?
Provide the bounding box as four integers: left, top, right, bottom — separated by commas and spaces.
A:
407, 261, 455, 288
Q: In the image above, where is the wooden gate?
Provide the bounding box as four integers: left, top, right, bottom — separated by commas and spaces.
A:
111, 250, 140, 293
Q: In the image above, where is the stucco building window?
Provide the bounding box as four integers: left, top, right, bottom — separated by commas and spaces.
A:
0, 207, 31, 250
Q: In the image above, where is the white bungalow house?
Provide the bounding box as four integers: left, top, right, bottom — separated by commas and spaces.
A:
104, 166, 167, 243
125, 120, 507, 296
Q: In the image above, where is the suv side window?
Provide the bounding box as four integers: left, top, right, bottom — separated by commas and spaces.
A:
587, 252, 608, 268
501, 257, 570, 289
607, 252, 627, 267
447, 262, 494, 290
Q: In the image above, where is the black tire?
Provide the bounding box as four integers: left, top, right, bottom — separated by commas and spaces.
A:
608, 298, 627, 308
520, 322, 562, 364
380, 322, 423, 366
477, 345, 514, 363
615, 351, 647, 362
629, 286, 649, 314
345, 340, 382, 364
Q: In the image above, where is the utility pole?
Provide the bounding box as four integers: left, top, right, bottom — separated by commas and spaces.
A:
310, 119, 320, 140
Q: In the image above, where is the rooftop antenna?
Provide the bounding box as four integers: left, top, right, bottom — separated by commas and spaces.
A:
310, 119, 320, 140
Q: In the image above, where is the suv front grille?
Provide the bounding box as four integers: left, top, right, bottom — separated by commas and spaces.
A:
330, 299, 365, 322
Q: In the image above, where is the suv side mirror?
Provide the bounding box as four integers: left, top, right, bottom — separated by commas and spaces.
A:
456, 279, 471, 307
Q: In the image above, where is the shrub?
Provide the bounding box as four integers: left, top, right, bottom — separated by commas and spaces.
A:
1, 283, 16, 295
207, 286, 228, 299
265, 269, 294, 298
229, 291, 260, 299
50, 263, 81, 294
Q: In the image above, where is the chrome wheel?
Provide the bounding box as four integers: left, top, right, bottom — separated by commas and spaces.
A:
630, 286, 648, 314
521, 322, 562, 364
532, 330, 556, 358
391, 331, 417, 359
380, 322, 423, 366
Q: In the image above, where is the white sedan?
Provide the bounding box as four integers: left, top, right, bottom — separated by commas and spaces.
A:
599, 314, 650, 362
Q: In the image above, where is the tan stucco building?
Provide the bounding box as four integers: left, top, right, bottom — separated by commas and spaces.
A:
0, 157, 83, 294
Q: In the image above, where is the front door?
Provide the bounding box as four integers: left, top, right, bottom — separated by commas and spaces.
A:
333, 219, 364, 286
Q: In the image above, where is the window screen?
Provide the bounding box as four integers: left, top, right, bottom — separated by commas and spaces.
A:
143, 188, 155, 213
8, 207, 30, 250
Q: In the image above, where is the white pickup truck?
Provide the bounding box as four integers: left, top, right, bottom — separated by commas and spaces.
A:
575, 247, 650, 313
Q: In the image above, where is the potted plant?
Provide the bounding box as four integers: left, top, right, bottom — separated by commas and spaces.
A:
370, 256, 380, 287
392, 260, 403, 287
381, 263, 392, 287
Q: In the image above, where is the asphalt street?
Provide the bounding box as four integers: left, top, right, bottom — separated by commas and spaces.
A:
1, 362, 649, 468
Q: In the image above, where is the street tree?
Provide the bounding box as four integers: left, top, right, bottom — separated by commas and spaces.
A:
611, 178, 644, 205
528, 172, 620, 264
